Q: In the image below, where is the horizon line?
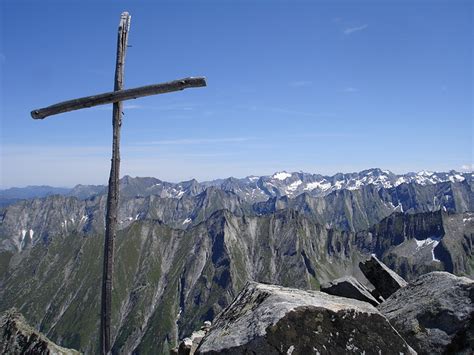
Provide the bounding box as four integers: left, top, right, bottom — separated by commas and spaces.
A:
1, 167, 471, 190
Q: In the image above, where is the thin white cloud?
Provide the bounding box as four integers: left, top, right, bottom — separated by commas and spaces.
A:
91, 103, 146, 111
343, 24, 368, 35
461, 164, 474, 172
236, 105, 335, 119
3, 144, 110, 158
289, 80, 313, 87
1, 145, 111, 187
343, 87, 358, 93
132, 103, 198, 112
124, 104, 144, 109
138, 137, 254, 145
287, 132, 355, 139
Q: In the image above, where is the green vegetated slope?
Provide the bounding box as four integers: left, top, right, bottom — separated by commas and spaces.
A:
0, 207, 472, 353
1, 209, 368, 354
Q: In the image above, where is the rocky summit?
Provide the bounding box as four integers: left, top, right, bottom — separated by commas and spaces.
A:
359, 255, 408, 299
0, 308, 80, 355
182, 258, 473, 355
379, 272, 474, 355
320, 275, 381, 306
195, 282, 415, 354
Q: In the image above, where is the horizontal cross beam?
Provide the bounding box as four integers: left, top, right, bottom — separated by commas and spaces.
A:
31, 76, 207, 119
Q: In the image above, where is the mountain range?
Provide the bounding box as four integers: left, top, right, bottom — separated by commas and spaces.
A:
0, 168, 472, 353
1, 168, 470, 204
1, 169, 472, 253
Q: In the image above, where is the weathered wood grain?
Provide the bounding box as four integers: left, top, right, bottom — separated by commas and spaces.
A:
100, 11, 130, 355
31, 77, 207, 119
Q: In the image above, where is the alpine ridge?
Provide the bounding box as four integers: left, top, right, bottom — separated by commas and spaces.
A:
1, 169, 471, 253
1, 168, 471, 204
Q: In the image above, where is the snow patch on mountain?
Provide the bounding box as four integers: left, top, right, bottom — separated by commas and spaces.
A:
415, 236, 442, 262
263, 169, 467, 199
463, 218, 473, 223
273, 172, 292, 181
2, 168, 468, 208
449, 174, 465, 183
287, 180, 302, 192
347, 179, 364, 190
304, 181, 331, 191
334, 181, 343, 189
20, 229, 26, 243
395, 177, 408, 186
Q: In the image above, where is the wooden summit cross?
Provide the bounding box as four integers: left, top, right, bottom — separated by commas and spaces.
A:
30, 12, 206, 354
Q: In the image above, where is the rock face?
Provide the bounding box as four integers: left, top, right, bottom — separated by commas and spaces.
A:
2, 170, 472, 254
196, 282, 414, 354
1, 209, 363, 354
378, 272, 474, 355
359, 255, 408, 298
320, 276, 380, 307
172, 321, 212, 355
0, 308, 80, 354
355, 210, 474, 280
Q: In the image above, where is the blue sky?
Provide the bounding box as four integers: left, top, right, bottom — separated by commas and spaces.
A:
1, 0, 472, 187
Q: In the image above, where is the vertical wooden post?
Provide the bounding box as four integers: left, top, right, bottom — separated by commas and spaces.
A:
100, 12, 131, 355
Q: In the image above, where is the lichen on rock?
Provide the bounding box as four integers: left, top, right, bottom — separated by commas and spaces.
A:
196, 282, 415, 354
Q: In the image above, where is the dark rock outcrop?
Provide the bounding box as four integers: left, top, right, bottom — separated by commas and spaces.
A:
355, 210, 474, 280
172, 321, 212, 355
196, 282, 414, 354
378, 272, 474, 355
359, 255, 408, 298
320, 276, 380, 307
0, 308, 81, 354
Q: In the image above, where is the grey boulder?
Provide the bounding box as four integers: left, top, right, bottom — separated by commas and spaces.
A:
196, 282, 415, 354
320, 276, 381, 307
0, 308, 81, 354
359, 255, 408, 299
172, 321, 212, 355
378, 271, 473, 354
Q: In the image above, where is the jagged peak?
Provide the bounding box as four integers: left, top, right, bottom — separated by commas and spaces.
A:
2, 169, 470, 208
